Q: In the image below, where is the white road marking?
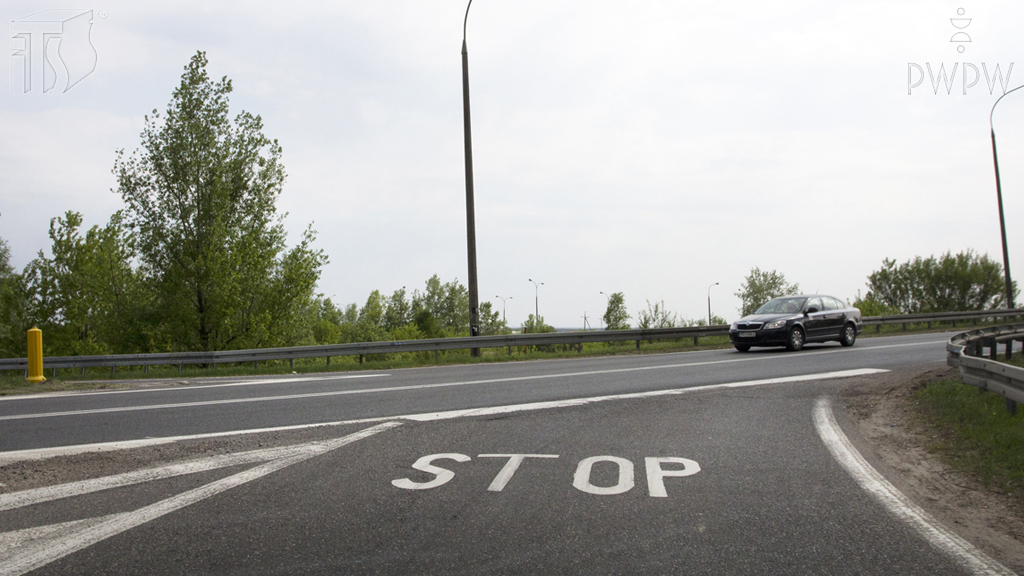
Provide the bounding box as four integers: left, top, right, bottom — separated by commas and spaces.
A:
0, 373, 390, 403
0, 440, 370, 512
0, 368, 888, 465
478, 454, 559, 492
812, 397, 1015, 576
0, 421, 401, 576
0, 416, 394, 465
573, 456, 635, 495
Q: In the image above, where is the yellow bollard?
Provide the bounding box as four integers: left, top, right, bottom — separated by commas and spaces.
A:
27, 327, 46, 383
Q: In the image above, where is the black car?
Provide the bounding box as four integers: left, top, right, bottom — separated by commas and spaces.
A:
729, 295, 862, 352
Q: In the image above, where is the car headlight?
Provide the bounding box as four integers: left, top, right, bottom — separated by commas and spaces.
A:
730, 323, 738, 330
764, 319, 788, 330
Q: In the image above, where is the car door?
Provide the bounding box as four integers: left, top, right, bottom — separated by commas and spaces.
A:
822, 297, 843, 340
802, 297, 828, 340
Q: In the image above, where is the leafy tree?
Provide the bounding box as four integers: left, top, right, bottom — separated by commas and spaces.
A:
602, 292, 630, 330
865, 250, 1016, 313
23, 211, 150, 356
113, 51, 326, 351
850, 291, 900, 317
478, 301, 509, 335
521, 314, 555, 334
735, 268, 800, 316
311, 297, 342, 345
413, 308, 443, 339
358, 290, 386, 328
0, 232, 28, 357
636, 299, 677, 330
411, 275, 469, 334
384, 287, 412, 332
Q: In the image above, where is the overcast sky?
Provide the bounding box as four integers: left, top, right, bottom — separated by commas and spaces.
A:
3, 0, 1023, 328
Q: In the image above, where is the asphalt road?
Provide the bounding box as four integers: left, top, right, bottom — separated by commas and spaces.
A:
1, 332, 1016, 575
0, 332, 950, 452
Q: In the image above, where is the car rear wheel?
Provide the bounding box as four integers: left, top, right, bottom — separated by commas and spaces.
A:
734, 344, 751, 352
786, 327, 804, 351
840, 323, 857, 347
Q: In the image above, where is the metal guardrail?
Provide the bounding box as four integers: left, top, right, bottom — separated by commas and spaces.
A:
946, 323, 1024, 415
2, 307, 1022, 376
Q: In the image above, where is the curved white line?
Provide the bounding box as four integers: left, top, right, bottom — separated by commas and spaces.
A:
813, 397, 1014, 576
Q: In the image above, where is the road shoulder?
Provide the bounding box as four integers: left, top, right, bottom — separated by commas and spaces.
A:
840, 366, 1024, 574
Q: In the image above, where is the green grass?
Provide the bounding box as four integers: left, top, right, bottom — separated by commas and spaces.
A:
914, 377, 1024, 494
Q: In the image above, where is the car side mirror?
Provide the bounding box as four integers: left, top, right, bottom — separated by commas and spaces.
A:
805, 307, 819, 314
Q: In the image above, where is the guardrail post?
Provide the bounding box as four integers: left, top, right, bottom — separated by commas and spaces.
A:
26, 327, 45, 383
1006, 340, 1014, 361
636, 339, 641, 350
326, 356, 330, 367
693, 336, 698, 346
289, 359, 293, 369
1008, 399, 1018, 416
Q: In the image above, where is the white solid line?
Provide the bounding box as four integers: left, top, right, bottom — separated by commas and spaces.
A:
404, 369, 890, 422
0, 421, 401, 576
0, 440, 356, 512
812, 397, 1014, 576
0, 369, 889, 465
0, 416, 393, 465
0, 373, 390, 402
1, 342, 924, 422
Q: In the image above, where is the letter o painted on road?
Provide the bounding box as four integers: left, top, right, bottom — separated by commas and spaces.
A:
572, 456, 635, 495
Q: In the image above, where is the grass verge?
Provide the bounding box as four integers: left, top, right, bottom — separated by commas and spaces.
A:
914, 377, 1024, 495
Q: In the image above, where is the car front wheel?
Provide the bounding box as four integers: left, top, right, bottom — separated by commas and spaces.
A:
786, 327, 805, 351
734, 344, 751, 352
840, 323, 857, 347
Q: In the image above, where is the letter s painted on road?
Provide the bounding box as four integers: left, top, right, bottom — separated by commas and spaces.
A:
392, 453, 471, 490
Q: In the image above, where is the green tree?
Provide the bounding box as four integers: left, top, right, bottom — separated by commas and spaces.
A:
411, 275, 469, 335
358, 290, 386, 328
478, 301, 509, 335
521, 314, 555, 334
602, 292, 630, 330
865, 250, 1015, 314
0, 232, 28, 358
23, 211, 150, 356
735, 268, 800, 316
636, 299, 677, 330
384, 287, 411, 332
113, 51, 326, 352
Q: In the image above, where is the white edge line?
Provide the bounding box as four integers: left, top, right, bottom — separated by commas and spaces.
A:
0, 373, 391, 402
812, 397, 1015, 576
0, 368, 887, 466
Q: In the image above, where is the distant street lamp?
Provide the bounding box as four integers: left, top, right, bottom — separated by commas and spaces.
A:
990, 84, 1023, 309
707, 282, 719, 326
495, 295, 512, 323
599, 291, 611, 329
529, 279, 544, 321
462, 0, 481, 355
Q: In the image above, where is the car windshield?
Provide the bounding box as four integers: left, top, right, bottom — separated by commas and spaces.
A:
754, 297, 807, 315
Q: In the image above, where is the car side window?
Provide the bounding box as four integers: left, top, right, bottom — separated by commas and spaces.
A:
823, 297, 841, 311
805, 297, 822, 312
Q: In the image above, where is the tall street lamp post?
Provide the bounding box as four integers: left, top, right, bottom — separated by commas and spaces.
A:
990, 84, 1023, 309
529, 279, 543, 322
707, 282, 719, 326
495, 295, 511, 323
599, 291, 610, 330
462, 0, 481, 355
